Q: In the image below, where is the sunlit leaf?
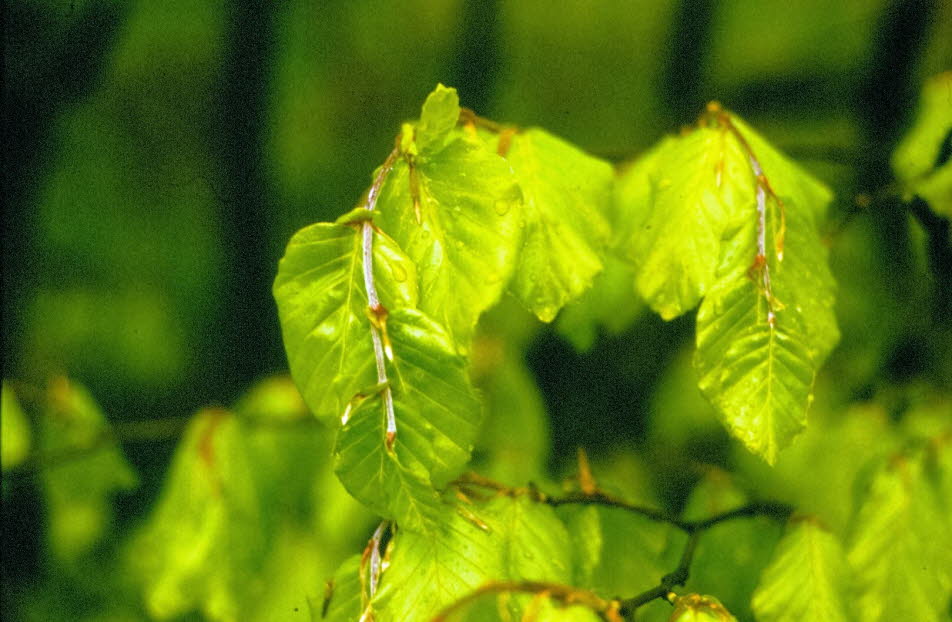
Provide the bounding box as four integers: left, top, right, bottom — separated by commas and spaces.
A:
616, 128, 751, 319
485, 128, 614, 322
692, 113, 838, 464
751, 520, 853, 622
274, 222, 417, 425
369, 496, 574, 621
376, 86, 524, 346
334, 309, 482, 531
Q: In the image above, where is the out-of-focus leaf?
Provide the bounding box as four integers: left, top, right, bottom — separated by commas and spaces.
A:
893, 72, 952, 217
1, 381, 31, 471
733, 401, 899, 537
556, 256, 645, 351
483, 128, 614, 322
682, 471, 783, 621
751, 520, 853, 622
41, 377, 137, 562
376, 86, 524, 346
470, 334, 550, 485
558, 451, 682, 597
334, 309, 482, 531
129, 409, 263, 622
274, 222, 417, 425
847, 446, 952, 622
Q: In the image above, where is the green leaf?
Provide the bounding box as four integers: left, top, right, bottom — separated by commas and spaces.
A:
487, 128, 614, 322
892, 72, 952, 217
416, 83, 461, 153
334, 308, 482, 530
370, 496, 574, 621
319, 555, 364, 622
616, 128, 751, 319
751, 520, 853, 622
40, 377, 138, 562
376, 87, 524, 346
129, 409, 263, 622
1, 381, 31, 471
274, 222, 417, 425
692, 113, 839, 464
847, 447, 952, 622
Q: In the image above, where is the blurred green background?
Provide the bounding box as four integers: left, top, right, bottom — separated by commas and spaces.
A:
3, 0, 951, 620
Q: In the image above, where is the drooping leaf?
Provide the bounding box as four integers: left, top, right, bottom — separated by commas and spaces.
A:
482, 127, 614, 322
128, 409, 263, 622
847, 447, 952, 622
751, 520, 853, 622
616, 127, 751, 319
40, 377, 138, 562
1, 381, 31, 472
691, 113, 839, 464
892, 72, 952, 217
274, 221, 417, 425
369, 496, 575, 622
375, 86, 524, 347
334, 308, 482, 531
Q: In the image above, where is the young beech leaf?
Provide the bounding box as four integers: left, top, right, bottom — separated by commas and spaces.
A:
319, 554, 363, 622
484, 128, 614, 322
892, 72, 952, 217
40, 377, 138, 562
367, 496, 574, 622
375, 86, 524, 347
334, 308, 482, 532
273, 222, 417, 426
129, 409, 263, 622
616, 128, 751, 320
847, 447, 952, 622
751, 520, 853, 622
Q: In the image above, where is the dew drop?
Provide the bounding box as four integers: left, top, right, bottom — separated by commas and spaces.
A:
392, 264, 408, 283
494, 198, 514, 216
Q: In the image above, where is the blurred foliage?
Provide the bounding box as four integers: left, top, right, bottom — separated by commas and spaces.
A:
3, 1, 952, 621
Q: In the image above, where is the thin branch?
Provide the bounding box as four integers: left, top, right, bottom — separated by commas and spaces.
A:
618, 531, 699, 616
542, 491, 691, 531
360, 145, 401, 450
